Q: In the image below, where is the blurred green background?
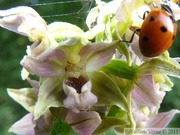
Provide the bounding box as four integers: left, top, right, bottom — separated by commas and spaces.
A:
0, 0, 179, 135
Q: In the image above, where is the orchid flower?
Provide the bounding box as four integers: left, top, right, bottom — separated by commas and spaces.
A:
1, 4, 118, 135
1, 0, 180, 135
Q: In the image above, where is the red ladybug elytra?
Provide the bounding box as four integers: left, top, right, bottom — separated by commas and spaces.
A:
139, 4, 177, 57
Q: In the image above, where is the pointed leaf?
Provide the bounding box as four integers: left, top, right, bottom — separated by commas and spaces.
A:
137, 58, 180, 78
50, 107, 68, 121
99, 59, 138, 80
93, 117, 129, 135
88, 71, 129, 111
50, 118, 77, 135
108, 105, 127, 119
117, 42, 131, 66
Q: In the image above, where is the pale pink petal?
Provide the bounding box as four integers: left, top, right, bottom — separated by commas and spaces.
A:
146, 109, 180, 128
27, 38, 50, 57
132, 75, 161, 112
0, 6, 47, 41
21, 49, 66, 77
9, 113, 35, 135
63, 81, 97, 113
65, 110, 101, 135
79, 41, 118, 72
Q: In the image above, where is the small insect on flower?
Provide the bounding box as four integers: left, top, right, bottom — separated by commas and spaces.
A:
138, 2, 177, 57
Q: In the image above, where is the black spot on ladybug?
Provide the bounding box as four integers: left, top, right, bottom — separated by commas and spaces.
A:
160, 26, 167, 33
149, 16, 155, 22
172, 35, 175, 40
143, 36, 149, 41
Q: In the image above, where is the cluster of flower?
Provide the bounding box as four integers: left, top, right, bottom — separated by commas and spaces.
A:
0, 0, 180, 134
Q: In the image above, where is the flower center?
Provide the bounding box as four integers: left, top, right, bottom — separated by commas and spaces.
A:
65, 76, 88, 94
65, 62, 86, 78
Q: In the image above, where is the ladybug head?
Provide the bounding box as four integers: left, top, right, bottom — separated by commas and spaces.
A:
161, 3, 176, 22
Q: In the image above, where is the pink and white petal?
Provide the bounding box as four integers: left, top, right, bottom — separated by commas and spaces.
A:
128, 31, 144, 62
79, 41, 118, 72
131, 102, 149, 127
9, 113, 35, 135
146, 109, 180, 128
21, 56, 63, 77
63, 90, 97, 113
81, 81, 92, 92
21, 49, 66, 77
80, 90, 98, 110
37, 49, 66, 64
65, 110, 102, 135
133, 75, 161, 112
132, 109, 149, 124
0, 6, 47, 40
63, 92, 81, 113
63, 83, 77, 95
28, 38, 50, 57
63, 81, 97, 113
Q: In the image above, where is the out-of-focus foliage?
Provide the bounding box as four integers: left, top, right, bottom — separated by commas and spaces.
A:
0, 0, 179, 135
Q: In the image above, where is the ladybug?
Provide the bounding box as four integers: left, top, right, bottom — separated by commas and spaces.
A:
139, 4, 177, 57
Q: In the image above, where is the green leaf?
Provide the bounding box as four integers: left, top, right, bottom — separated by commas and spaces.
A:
117, 42, 131, 66
93, 117, 129, 135
50, 107, 68, 122
50, 118, 77, 135
108, 105, 126, 119
99, 59, 138, 80
137, 58, 180, 78
88, 71, 129, 112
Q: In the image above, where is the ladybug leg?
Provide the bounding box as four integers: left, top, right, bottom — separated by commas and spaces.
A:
138, 11, 149, 20
121, 29, 140, 43
142, 11, 149, 19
